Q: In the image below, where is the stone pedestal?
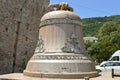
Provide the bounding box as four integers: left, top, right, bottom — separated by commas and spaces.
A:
24, 8, 98, 78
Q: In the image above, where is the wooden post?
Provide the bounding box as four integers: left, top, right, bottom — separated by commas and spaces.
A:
112, 68, 114, 78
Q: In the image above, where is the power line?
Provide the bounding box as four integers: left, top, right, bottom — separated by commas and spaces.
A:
50, 0, 111, 15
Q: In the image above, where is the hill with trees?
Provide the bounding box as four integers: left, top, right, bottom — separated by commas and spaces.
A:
82, 15, 120, 63
82, 15, 120, 37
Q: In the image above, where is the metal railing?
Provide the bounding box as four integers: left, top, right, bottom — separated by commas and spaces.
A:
112, 69, 120, 78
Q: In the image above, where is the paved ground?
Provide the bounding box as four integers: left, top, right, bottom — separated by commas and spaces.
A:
0, 71, 120, 80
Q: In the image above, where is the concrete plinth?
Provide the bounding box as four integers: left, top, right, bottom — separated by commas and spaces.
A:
0, 72, 120, 80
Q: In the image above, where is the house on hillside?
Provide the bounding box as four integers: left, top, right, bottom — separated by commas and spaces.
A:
83, 37, 98, 43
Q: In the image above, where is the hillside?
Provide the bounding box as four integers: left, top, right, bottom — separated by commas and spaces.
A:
82, 15, 120, 37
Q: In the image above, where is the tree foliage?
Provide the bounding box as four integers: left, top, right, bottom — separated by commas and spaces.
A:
85, 21, 120, 63
82, 15, 120, 37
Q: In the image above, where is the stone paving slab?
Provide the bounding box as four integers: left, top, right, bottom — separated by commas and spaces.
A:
0, 72, 120, 80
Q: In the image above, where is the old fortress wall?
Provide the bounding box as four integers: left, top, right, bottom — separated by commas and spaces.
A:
0, 0, 49, 74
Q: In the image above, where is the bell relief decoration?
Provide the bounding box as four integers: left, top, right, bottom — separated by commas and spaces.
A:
35, 36, 45, 53
61, 33, 82, 53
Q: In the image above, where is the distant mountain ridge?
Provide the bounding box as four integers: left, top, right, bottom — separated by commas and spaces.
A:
82, 15, 120, 37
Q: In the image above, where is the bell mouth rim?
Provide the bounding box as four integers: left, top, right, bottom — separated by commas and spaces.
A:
23, 70, 98, 79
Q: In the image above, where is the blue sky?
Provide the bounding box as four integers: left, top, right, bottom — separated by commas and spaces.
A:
50, 0, 120, 18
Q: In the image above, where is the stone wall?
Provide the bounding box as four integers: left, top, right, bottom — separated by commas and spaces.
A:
0, 0, 49, 74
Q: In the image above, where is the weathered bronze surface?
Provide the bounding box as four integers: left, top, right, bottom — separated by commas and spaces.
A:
24, 2, 98, 78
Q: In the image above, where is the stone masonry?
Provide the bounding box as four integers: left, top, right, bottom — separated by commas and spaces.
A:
0, 0, 49, 74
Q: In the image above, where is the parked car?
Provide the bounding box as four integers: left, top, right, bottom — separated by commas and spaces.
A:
96, 61, 120, 72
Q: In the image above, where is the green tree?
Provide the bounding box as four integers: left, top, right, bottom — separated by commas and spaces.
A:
85, 21, 120, 63
98, 21, 118, 36
98, 22, 120, 61
84, 41, 100, 61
